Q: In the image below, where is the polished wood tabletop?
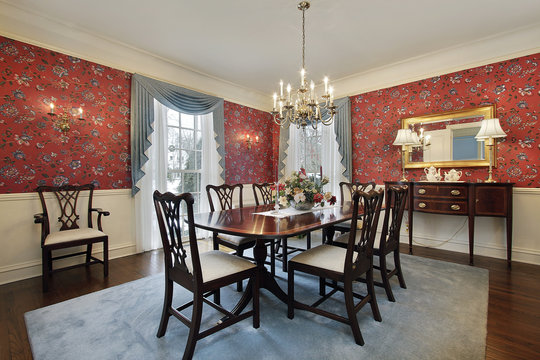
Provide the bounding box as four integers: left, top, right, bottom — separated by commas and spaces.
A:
192, 202, 355, 306
192, 203, 354, 239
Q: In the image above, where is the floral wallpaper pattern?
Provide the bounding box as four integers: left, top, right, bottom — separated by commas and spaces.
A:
224, 101, 279, 184
0, 36, 132, 193
350, 53, 539, 188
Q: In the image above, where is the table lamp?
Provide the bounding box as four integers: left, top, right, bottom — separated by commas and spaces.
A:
475, 118, 507, 183
393, 129, 416, 181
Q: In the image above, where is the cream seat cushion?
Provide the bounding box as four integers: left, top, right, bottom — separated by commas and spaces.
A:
333, 231, 385, 250
337, 219, 363, 230
289, 244, 347, 274
44, 228, 106, 246
186, 250, 256, 283
217, 233, 254, 246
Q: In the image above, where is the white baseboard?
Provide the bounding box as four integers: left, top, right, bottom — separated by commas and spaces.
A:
0, 242, 137, 285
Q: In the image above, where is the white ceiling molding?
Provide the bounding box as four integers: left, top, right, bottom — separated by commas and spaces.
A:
331, 23, 540, 101
0, 1, 269, 111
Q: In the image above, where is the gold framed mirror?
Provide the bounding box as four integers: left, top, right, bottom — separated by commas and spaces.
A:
402, 105, 496, 169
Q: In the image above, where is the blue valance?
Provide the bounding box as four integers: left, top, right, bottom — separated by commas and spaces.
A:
130, 74, 225, 195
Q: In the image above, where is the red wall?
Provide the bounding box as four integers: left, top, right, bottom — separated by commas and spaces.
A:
1, 35, 537, 192
0, 36, 132, 193
224, 101, 279, 184
0, 36, 278, 193
351, 53, 540, 188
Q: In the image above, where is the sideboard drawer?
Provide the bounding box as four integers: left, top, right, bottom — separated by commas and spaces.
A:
414, 184, 468, 199
413, 199, 468, 215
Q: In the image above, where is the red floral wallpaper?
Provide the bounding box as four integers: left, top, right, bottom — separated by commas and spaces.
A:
0, 36, 132, 193
224, 101, 279, 184
351, 53, 540, 188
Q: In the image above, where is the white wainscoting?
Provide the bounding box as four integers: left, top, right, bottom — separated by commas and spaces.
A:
0, 189, 136, 285
0, 186, 538, 285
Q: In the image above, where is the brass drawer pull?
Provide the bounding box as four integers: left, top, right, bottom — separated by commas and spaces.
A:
418, 202, 426, 208
451, 204, 461, 211
451, 190, 461, 196
418, 188, 426, 194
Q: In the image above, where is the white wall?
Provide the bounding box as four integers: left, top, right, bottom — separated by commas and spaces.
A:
1, 185, 538, 285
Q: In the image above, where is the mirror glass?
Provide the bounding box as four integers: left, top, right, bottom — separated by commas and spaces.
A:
402, 105, 495, 168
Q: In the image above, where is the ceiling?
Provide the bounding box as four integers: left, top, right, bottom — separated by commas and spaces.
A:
1, 0, 540, 109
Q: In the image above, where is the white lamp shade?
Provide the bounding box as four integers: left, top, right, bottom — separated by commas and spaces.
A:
475, 118, 507, 141
393, 129, 416, 146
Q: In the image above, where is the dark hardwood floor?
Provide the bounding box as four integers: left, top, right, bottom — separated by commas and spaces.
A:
1, 243, 539, 359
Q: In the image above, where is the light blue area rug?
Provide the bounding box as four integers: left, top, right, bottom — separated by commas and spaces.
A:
25, 254, 488, 360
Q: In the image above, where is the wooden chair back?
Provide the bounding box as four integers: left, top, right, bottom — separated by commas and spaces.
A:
206, 184, 243, 211
36, 184, 95, 244
379, 185, 408, 253
153, 190, 202, 287
339, 181, 376, 204
252, 182, 274, 205
345, 189, 384, 278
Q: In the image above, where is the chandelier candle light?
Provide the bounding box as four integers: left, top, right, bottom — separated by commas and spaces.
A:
271, 1, 336, 129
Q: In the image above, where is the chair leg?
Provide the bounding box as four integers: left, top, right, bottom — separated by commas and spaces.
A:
253, 272, 260, 329
85, 243, 93, 265
212, 233, 219, 250
103, 239, 109, 277
236, 249, 244, 292
214, 288, 221, 305
379, 253, 395, 302
344, 280, 364, 346
287, 267, 295, 319
282, 238, 288, 272
183, 293, 203, 360
42, 249, 49, 292
319, 277, 326, 296
394, 250, 407, 289
366, 268, 382, 322
157, 278, 173, 337
306, 232, 311, 249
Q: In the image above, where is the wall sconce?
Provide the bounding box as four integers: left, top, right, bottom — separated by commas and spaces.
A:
475, 118, 507, 183
48, 103, 84, 134
245, 134, 259, 150
410, 125, 431, 148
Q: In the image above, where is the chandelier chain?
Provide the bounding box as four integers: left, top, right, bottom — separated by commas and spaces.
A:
302, 6, 305, 70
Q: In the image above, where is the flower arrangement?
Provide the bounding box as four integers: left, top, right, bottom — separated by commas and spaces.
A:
274, 168, 336, 210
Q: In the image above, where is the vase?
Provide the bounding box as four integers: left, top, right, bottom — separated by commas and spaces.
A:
290, 200, 314, 211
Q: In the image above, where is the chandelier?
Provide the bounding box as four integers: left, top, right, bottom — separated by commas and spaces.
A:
271, 1, 336, 129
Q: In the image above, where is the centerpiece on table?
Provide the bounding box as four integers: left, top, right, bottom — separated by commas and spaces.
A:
274, 168, 336, 210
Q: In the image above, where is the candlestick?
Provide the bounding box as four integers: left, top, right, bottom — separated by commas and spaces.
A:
324, 77, 328, 94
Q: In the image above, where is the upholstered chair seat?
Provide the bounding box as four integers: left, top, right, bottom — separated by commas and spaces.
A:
216, 234, 253, 246
186, 250, 256, 283
287, 244, 347, 274
44, 228, 107, 246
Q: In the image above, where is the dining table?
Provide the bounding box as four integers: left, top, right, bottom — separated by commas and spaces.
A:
192, 202, 355, 308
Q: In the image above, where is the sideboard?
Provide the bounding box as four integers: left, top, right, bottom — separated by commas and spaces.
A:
384, 181, 514, 267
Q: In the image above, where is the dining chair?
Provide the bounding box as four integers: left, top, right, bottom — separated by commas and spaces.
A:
34, 184, 110, 292
206, 183, 256, 292
373, 185, 408, 301
154, 190, 259, 360
252, 182, 312, 273
331, 185, 408, 301
331, 181, 377, 237
287, 188, 384, 346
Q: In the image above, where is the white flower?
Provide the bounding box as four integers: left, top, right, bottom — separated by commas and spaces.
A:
294, 192, 306, 203
299, 172, 307, 180
324, 192, 332, 201
279, 196, 288, 207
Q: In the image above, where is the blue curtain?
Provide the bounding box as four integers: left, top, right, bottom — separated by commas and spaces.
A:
130, 74, 225, 195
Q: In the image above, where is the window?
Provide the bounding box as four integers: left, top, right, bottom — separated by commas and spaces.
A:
166, 110, 203, 214
297, 126, 322, 176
